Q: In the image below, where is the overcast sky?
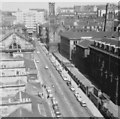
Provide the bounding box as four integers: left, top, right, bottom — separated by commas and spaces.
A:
1, 0, 118, 11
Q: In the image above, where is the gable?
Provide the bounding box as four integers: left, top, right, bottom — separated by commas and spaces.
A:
1, 32, 34, 49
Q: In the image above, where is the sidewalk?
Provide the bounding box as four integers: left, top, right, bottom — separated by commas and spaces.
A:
53, 52, 119, 118
53, 52, 103, 116
71, 78, 102, 117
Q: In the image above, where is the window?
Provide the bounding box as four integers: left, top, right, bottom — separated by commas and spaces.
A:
74, 41, 77, 45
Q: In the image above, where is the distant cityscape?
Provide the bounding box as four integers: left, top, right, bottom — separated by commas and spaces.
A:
0, 1, 120, 118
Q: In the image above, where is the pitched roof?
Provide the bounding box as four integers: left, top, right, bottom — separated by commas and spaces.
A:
100, 38, 120, 47
1, 31, 31, 43
8, 107, 43, 117
0, 52, 24, 61
24, 58, 36, 69
14, 91, 31, 101
77, 39, 94, 48
60, 30, 113, 40
111, 31, 120, 38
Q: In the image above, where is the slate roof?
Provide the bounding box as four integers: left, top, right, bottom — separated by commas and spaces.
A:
1, 31, 32, 44
0, 52, 24, 61
60, 30, 113, 40
77, 39, 94, 49
100, 38, 120, 47
24, 58, 36, 69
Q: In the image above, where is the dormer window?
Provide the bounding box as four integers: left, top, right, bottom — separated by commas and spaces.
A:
114, 47, 118, 54
111, 45, 116, 53
98, 42, 102, 48
108, 45, 112, 52
104, 44, 107, 50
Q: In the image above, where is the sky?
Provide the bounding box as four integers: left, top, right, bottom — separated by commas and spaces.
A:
0, 0, 118, 12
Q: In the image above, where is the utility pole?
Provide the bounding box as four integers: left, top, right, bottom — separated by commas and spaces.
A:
104, 3, 109, 31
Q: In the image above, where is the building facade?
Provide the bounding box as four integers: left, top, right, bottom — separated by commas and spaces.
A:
89, 38, 120, 105
13, 9, 46, 33
0, 31, 35, 53
74, 39, 94, 74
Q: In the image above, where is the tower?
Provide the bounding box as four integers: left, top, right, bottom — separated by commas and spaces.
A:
49, 2, 55, 16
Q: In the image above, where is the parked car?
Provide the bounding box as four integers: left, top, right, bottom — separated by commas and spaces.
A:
66, 81, 71, 86
53, 104, 59, 111
80, 100, 87, 107
55, 112, 62, 118
51, 98, 58, 105
74, 91, 79, 98
77, 96, 82, 102
48, 93, 53, 98
69, 86, 75, 92
36, 60, 39, 63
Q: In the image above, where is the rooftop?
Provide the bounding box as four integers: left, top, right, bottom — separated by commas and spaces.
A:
60, 30, 113, 40
100, 37, 120, 47
0, 52, 24, 61
77, 39, 94, 49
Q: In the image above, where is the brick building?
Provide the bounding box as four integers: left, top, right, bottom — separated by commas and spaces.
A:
74, 39, 95, 74
60, 30, 112, 61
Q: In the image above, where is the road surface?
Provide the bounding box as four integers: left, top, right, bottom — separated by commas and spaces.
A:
34, 39, 92, 117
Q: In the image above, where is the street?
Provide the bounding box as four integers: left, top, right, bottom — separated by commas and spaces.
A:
34, 39, 92, 117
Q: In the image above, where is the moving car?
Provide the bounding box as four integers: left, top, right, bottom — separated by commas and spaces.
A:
45, 65, 48, 69
74, 91, 79, 98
